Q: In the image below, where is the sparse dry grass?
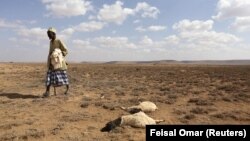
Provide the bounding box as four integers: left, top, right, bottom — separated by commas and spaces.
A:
0, 63, 249, 140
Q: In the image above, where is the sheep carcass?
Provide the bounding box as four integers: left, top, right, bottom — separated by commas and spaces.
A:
121, 101, 158, 113
50, 48, 63, 70
101, 111, 164, 132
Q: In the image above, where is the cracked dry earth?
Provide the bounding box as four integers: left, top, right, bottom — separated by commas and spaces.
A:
0, 63, 249, 141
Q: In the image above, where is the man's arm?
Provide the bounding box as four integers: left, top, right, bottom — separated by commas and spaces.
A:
59, 40, 68, 56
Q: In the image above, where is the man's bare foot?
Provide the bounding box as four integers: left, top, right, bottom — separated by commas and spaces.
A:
64, 92, 69, 96
42, 92, 50, 98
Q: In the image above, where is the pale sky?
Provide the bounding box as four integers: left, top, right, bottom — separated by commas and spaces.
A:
0, 0, 250, 62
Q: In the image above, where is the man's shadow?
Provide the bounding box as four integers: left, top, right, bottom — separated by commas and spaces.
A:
0, 93, 40, 99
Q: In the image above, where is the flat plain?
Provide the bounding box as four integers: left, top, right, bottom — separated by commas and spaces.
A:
0, 63, 249, 141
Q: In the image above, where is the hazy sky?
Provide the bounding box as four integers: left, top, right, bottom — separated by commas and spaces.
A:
0, 0, 250, 62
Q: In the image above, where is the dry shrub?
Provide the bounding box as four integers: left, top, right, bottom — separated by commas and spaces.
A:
190, 107, 208, 114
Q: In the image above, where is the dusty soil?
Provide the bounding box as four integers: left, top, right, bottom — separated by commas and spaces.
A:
0, 63, 249, 141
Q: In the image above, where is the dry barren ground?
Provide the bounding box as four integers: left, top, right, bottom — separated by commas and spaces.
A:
0, 63, 249, 141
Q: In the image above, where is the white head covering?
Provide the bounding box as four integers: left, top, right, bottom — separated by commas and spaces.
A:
47, 27, 56, 34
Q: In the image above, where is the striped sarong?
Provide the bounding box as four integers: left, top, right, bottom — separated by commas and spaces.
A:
46, 70, 69, 87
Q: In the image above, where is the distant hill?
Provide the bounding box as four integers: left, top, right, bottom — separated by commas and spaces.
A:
102, 60, 250, 65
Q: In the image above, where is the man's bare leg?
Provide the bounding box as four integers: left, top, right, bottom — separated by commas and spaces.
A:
64, 85, 69, 95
